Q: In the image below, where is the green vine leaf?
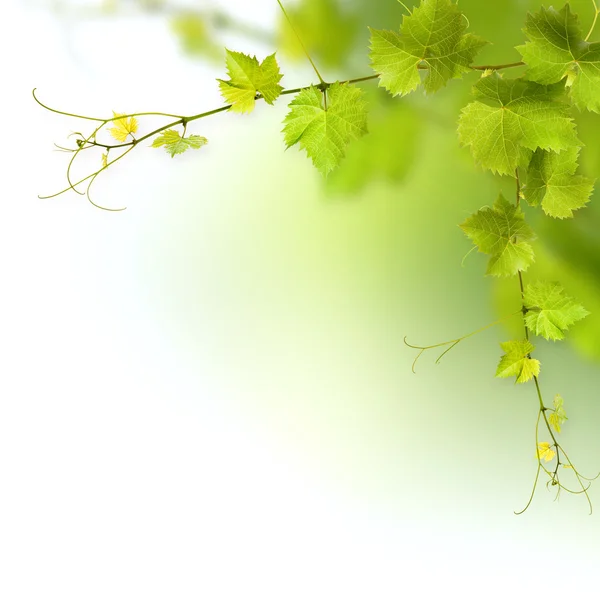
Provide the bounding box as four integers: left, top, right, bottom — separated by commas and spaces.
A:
458, 74, 579, 175
549, 394, 568, 434
282, 82, 368, 176
369, 0, 486, 97
523, 281, 589, 341
496, 340, 540, 383
151, 129, 208, 158
460, 194, 536, 277
218, 50, 283, 113
517, 5, 600, 113
523, 147, 595, 219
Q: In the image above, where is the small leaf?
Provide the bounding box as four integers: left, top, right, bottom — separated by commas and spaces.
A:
108, 111, 138, 142
282, 82, 368, 176
537, 442, 556, 463
496, 340, 540, 384
101, 153, 108, 169
524, 281, 589, 341
218, 50, 283, 113
548, 394, 568, 434
460, 194, 536, 277
152, 129, 208, 158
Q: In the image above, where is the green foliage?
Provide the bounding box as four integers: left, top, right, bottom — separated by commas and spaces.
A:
496, 340, 541, 383
460, 194, 536, 277
369, 0, 486, 96
549, 394, 568, 433
218, 50, 283, 113
282, 83, 368, 176
458, 74, 579, 175
37, 0, 600, 513
523, 281, 589, 341
517, 5, 600, 113
151, 129, 208, 158
523, 147, 595, 219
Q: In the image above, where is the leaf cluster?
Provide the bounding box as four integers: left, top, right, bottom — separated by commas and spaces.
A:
36, 0, 600, 513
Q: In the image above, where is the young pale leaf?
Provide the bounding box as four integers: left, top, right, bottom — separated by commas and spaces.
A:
523, 281, 589, 341
517, 5, 600, 113
548, 394, 568, 434
218, 50, 283, 113
524, 147, 595, 219
152, 129, 208, 158
496, 340, 540, 384
109, 112, 139, 142
369, 0, 486, 96
460, 194, 536, 277
282, 82, 368, 176
537, 442, 556, 463
458, 74, 579, 175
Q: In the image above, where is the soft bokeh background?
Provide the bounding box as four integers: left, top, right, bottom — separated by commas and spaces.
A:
2, 0, 600, 598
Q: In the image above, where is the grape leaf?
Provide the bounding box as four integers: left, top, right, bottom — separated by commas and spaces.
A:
537, 442, 556, 462
523, 281, 589, 341
517, 5, 600, 113
496, 340, 540, 383
458, 74, 579, 175
460, 194, 536, 277
369, 0, 486, 96
548, 394, 568, 434
152, 129, 208, 158
282, 82, 368, 176
108, 112, 138, 142
523, 147, 595, 219
218, 50, 283, 113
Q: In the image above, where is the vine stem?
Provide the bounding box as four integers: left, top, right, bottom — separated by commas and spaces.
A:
35, 59, 525, 202
276, 0, 325, 84
512, 169, 596, 512
586, 0, 600, 41
33, 60, 522, 152
404, 310, 522, 373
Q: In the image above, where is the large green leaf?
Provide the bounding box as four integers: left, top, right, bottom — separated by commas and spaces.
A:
523, 281, 589, 341
517, 5, 600, 113
524, 147, 595, 219
282, 83, 368, 176
458, 74, 579, 175
460, 194, 536, 277
369, 0, 486, 96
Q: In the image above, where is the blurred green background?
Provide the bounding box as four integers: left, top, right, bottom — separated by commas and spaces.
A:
3, 0, 600, 598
